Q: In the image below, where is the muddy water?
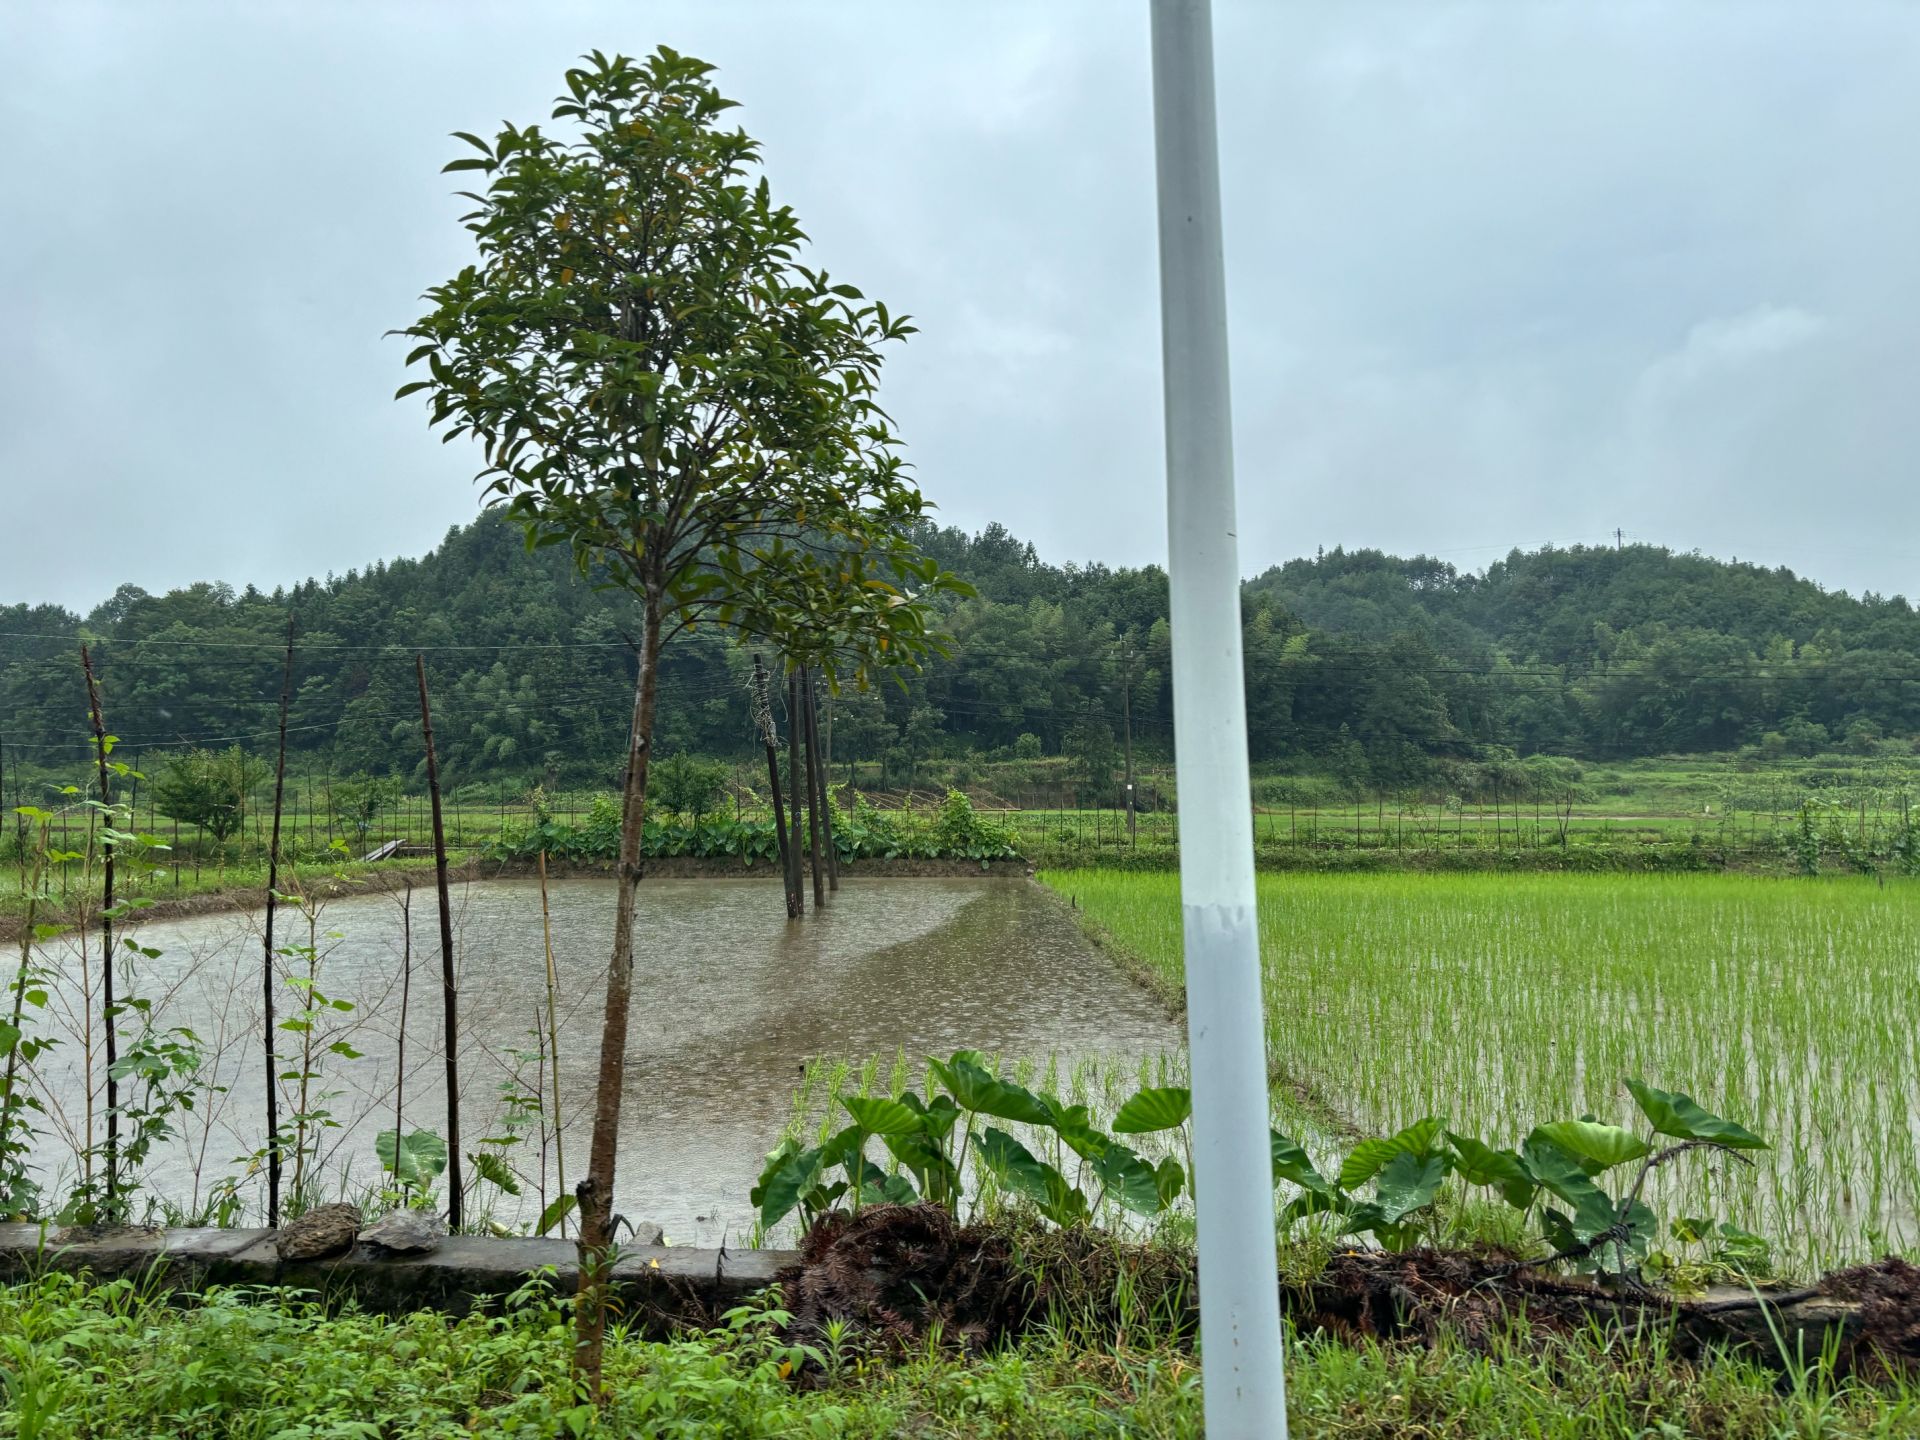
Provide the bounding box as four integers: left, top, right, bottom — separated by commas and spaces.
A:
25, 877, 1178, 1240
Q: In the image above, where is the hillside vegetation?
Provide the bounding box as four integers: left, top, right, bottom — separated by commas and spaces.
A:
3, 516, 1917, 790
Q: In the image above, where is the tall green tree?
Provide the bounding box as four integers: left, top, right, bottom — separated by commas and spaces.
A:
151, 746, 266, 848
396, 47, 961, 1393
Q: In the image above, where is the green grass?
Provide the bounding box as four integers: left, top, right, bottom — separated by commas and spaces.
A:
1041, 870, 1920, 1276
4, 1268, 1915, 1438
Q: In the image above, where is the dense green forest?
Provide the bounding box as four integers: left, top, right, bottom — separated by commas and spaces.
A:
2, 513, 1917, 793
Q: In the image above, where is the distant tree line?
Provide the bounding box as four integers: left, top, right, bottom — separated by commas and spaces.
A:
4, 514, 1919, 792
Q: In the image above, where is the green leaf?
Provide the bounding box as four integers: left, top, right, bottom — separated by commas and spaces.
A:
978, 1127, 1087, 1224
469, 1150, 520, 1196
1092, 1142, 1165, 1216
931, 1055, 1052, 1125
1530, 1121, 1652, 1173
1111, 1086, 1191, 1135
750, 1141, 826, 1231
1041, 1098, 1109, 1160
1269, 1129, 1334, 1195
1375, 1151, 1449, 1223
1624, 1080, 1768, 1150
1446, 1132, 1536, 1209
535, 1194, 577, 1236
376, 1128, 448, 1184
1520, 1134, 1613, 1213
1338, 1116, 1446, 1190
856, 1173, 918, 1208
1154, 1156, 1186, 1208
840, 1095, 923, 1137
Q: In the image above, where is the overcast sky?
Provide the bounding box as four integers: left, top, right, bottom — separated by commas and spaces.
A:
5, 1, 1919, 614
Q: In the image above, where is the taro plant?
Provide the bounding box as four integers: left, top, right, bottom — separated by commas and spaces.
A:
375, 1126, 449, 1207
752, 1051, 1189, 1235
1270, 1079, 1768, 1276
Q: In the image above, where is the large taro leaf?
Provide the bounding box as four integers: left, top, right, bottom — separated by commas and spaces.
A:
857, 1173, 919, 1208
376, 1128, 448, 1186
899, 1090, 963, 1142
1270, 1129, 1336, 1197
1112, 1086, 1192, 1135
1530, 1121, 1651, 1173
1338, 1116, 1447, 1190
1446, 1132, 1536, 1210
751, 1140, 827, 1230
841, 1095, 924, 1137
1282, 1189, 1383, 1239
932, 1055, 1054, 1126
1520, 1133, 1615, 1215
1092, 1141, 1166, 1216
1625, 1080, 1768, 1150
1375, 1150, 1449, 1224
884, 1131, 959, 1203
979, 1127, 1087, 1225
1042, 1098, 1111, 1161
1154, 1156, 1186, 1208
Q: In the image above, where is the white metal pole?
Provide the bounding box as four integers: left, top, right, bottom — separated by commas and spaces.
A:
1148, 2, 1289, 1436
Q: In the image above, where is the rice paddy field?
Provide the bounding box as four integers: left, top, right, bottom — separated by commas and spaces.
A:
1039, 870, 1920, 1275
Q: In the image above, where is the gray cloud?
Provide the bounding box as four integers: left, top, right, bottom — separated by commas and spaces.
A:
4, 0, 1918, 612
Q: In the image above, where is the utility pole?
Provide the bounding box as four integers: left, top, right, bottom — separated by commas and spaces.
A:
1615, 527, 1624, 551
1150, 2, 1288, 1434
1121, 652, 1137, 846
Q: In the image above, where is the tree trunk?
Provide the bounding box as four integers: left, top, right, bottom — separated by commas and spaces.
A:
809, 672, 838, 891
573, 591, 664, 1398
754, 655, 799, 918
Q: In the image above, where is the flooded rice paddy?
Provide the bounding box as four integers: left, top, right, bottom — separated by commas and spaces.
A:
24, 877, 1179, 1241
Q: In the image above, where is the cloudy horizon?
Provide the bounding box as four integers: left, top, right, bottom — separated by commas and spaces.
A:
6, 1, 1919, 615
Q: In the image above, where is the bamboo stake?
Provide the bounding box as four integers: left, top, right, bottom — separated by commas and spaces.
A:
537, 849, 566, 1236
393, 881, 412, 1189
262, 614, 295, 1227
415, 655, 464, 1230
80, 646, 119, 1206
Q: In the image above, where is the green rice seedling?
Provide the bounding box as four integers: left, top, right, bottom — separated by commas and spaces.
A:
1042, 869, 1920, 1274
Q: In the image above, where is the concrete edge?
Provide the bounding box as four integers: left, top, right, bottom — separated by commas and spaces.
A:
0, 1223, 799, 1327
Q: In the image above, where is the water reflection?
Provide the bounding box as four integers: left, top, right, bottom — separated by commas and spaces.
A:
27, 877, 1179, 1239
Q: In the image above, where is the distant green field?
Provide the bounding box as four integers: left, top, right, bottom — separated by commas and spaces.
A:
1041, 868, 1920, 1274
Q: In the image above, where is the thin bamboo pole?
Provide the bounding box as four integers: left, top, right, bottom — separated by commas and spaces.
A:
415, 655, 464, 1230
262, 615, 295, 1226
80, 646, 119, 1206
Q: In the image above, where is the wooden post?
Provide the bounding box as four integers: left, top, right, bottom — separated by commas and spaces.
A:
415, 655, 464, 1230
80, 646, 119, 1205
753, 656, 799, 918
801, 668, 826, 907
787, 667, 807, 912
262, 614, 296, 1227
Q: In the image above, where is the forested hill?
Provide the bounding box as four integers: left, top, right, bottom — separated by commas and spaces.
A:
2, 514, 1917, 789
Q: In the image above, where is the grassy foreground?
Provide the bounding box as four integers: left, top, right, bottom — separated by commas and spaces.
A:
3, 1269, 1915, 1439
1041, 870, 1920, 1276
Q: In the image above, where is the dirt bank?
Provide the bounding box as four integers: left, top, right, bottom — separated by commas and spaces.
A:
0, 855, 1033, 945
